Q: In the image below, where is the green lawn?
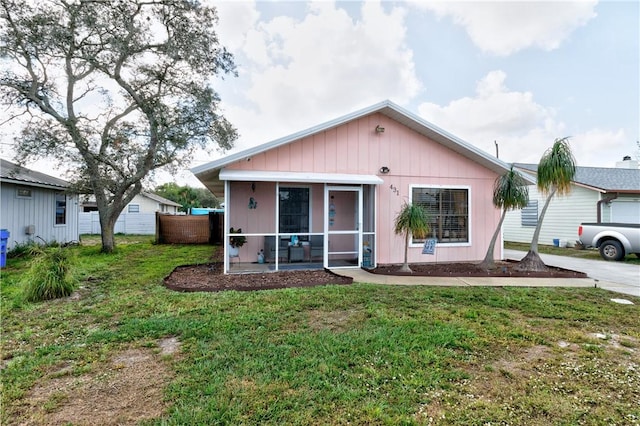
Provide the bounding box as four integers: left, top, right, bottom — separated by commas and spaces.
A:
2, 239, 639, 425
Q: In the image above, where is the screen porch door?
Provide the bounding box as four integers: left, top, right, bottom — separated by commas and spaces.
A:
325, 186, 362, 269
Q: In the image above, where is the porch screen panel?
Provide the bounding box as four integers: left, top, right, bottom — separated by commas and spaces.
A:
279, 187, 309, 235
412, 187, 468, 243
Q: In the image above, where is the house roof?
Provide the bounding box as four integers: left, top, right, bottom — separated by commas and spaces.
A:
80, 191, 183, 208
514, 163, 640, 193
0, 158, 71, 190
142, 192, 182, 207
192, 100, 533, 195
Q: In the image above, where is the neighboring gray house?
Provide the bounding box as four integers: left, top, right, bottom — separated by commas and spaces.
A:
503, 158, 640, 246
0, 159, 80, 248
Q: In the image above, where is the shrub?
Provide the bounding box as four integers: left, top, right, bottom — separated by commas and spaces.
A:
7, 241, 40, 259
22, 247, 76, 302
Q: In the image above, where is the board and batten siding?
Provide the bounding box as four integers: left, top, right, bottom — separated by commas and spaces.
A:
503, 184, 600, 246
225, 112, 502, 264
0, 182, 80, 248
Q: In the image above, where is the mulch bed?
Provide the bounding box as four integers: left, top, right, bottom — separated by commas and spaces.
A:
163, 262, 353, 292
163, 260, 586, 293
371, 261, 587, 278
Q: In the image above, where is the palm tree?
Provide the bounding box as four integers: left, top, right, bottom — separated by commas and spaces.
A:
517, 137, 576, 271
394, 202, 430, 273
479, 166, 529, 270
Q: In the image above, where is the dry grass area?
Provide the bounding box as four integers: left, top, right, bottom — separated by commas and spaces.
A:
418, 332, 639, 424
12, 338, 180, 426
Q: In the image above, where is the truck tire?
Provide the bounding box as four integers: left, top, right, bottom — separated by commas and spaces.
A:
599, 240, 624, 261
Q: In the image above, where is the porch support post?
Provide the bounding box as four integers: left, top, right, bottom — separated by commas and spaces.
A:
323, 184, 328, 269
274, 181, 279, 271
224, 179, 229, 274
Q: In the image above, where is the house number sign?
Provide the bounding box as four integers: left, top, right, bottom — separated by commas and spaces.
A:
422, 238, 437, 255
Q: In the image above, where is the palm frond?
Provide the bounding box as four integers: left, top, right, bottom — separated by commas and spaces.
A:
394, 202, 430, 239
537, 137, 576, 195
493, 166, 529, 210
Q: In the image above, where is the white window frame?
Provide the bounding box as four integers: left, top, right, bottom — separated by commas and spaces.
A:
54, 193, 67, 226
409, 184, 472, 247
128, 204, 140, 213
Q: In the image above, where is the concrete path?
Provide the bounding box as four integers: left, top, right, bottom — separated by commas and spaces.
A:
332, 251, 639, 299
504, 249, 640, 297
334, 267, 597, 289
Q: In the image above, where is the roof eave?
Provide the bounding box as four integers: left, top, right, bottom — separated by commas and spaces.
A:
0, 177, 70, 191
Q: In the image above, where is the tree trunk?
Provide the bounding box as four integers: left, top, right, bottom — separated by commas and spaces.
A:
530, 188, 556, 254
479, 209, 506, 270
516, 188, 555, 271
99, 213, 117, 253
398, 231, 412, 273
515, 250, 548, 271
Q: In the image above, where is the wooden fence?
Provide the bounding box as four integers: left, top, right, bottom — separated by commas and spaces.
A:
79, 211, 223, 244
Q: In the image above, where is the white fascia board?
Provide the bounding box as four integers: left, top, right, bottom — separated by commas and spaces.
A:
219, 169, 384, 185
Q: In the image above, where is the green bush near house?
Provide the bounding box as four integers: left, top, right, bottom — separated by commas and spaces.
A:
22, 247, 76, 302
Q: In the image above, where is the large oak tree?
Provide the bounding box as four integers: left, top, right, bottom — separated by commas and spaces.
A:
1, 0, 237, 252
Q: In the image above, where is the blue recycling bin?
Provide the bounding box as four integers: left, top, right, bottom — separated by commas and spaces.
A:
0, 229, 9, 268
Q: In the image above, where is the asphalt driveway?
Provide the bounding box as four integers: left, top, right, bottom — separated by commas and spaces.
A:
504, 249, 640, 298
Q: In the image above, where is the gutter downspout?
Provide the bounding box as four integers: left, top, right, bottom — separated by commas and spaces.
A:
596, 193, 618, 223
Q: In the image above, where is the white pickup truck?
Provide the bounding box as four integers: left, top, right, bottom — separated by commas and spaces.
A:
578, 223, 640, 261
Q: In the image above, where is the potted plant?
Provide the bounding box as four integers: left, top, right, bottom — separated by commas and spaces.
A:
228, 227, 246, 257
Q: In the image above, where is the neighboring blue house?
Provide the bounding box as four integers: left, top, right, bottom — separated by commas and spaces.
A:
0, 159, 80, 248
503, 158, 640, 246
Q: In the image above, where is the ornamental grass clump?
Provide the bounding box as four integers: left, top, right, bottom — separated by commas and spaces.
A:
22, 247, 76, 302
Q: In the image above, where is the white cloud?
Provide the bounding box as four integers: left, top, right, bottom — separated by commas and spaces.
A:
413, 1, 597, 56
570, 129, 629, 167
418, 70, 560, 161
211, 1, 422, 151
211, 1, 260, 53
417, 70, 629, 168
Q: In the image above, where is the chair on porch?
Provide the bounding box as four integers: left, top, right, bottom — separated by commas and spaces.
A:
228, 244, 241, 267
264, 236, 288, 263
310, 235, 324, 261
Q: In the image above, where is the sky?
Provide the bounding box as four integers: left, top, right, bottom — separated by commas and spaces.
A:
3, 1, 639, 187
178, 0, 638, 186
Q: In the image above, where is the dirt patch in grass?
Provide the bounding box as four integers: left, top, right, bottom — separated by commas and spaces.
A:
14, 338, 180, 426
307, 308, 366, 332
415, 333, 639, 425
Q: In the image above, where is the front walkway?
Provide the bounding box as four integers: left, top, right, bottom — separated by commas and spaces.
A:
334, 250, 639, 298
333, 268, 598, 290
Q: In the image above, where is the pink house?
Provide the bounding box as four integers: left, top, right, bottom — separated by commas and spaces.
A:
192, 101, 531, 274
